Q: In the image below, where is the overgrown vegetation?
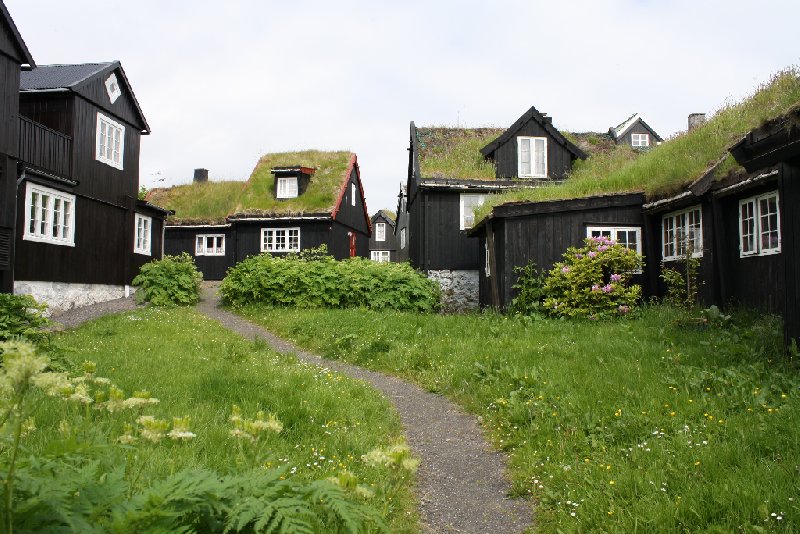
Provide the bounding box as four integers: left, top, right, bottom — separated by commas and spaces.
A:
133, 252, 203, 306
541, 237, 643, 318
416, 127, 503, 180
660, 243, 702, 310
239, 304, 798, 532
5, 307, 418, 532
474, 69, 800, 223
220, 248, 440, 312
147, 150, 353, 223
0, 294, 49, 344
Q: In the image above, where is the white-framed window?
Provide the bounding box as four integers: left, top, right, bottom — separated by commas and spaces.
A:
739, 191, 780, 257
371, 250, 391, 263
375, 222, 386, 241
134, 214, 151, 255
96, 112, 125, 170
485, 241, 491, 278
105, 73, 122, 104
351, 183, 357, 206
277, 177, 298, 199
23, 182, 75, 246
195, 234, 225, 256
631, 133, 650, 147
662, 206, 703, 261
400, 227, 407, 249
261, 227, 300, 252
517, 136, 547, 178
586, 226, 642, 254
460, 194, 487, 230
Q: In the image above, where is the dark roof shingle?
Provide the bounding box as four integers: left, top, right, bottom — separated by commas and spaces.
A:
20, 62, 114, 90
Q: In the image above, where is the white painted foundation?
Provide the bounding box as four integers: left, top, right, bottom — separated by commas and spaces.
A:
427, 270, 479, 312
14, 281, 134, 316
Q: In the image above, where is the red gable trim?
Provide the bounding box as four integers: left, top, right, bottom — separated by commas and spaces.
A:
331, 153, 371, 235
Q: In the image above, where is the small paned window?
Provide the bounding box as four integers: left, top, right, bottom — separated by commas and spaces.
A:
517, 136, 547, 178
375, 222, 386, 241
134, 214, 151, 255
739, 192, 780, 257
195, 234, 225, 256
277, 177, 298, 199
661, 206, 703, 261
400, 228, 407, 250
261, 228, 300, 252
23, 183, 75, 246
631, 133, 650, 147
371, 250, 391, 263
96, 113, 125, 170
460, 194, 487, 230
586, 226, 642, 254
351, 183, 357, 206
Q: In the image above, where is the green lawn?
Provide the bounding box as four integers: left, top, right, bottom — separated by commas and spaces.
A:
36, 307, 418, 532
235, 304, 799, 532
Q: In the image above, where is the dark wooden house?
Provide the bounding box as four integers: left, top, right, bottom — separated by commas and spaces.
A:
404, 107, 586, 310
469, 193, 645, 309
152, 151, 371, 280
394, 184, 409, 262
369, 210, 397, 262
608, 113, 663, 149
0, 2, 167, 312
0, 0, 34, 293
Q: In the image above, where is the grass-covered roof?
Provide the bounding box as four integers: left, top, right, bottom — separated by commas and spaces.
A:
416, 127, 504, 180
474, 69, 800, 224
147, 150, 353, 224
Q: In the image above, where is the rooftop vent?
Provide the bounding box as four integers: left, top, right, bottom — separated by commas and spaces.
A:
688, 113, 706, 132
193, 168, 209, 183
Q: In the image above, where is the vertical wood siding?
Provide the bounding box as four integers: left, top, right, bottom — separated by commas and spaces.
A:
781, 162, 800, 346
492, 120, 575, 180
164, 227, 234, 281
0, 53, 20, 157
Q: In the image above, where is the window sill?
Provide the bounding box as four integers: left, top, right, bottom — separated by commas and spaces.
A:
23, 234, 75, 247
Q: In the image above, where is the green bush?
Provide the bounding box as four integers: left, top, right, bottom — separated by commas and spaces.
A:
220, 248, 440, 312
0, 294, 49, 343
509, 261, 547, 315
541, 236, 643, 318
132, 252, 203, 306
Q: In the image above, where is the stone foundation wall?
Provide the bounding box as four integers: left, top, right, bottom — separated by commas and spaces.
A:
427, 270, 479, 312
14, 281, 133, 316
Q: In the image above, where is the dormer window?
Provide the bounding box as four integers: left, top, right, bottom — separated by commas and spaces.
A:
105, 73, 122, 104
277, 177, 298, 198
632, 133, 650, 147
376, 222, 386, 241
517, 137, 547, 178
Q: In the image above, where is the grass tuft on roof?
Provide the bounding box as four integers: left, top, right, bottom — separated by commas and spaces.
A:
417, 127, 504, 180
474, 68, 800, 224
147, 150, 353, 223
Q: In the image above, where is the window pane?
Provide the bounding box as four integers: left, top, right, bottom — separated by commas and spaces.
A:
29, 192, 38, 234
519, 138, 531, 175
196, 236, 204, 255
533, 138, 546, 176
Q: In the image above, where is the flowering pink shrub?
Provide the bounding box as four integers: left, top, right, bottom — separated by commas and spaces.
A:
542, 236, 643, 318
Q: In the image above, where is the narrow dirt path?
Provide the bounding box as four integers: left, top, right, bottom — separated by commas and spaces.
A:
196, 285, 531, 534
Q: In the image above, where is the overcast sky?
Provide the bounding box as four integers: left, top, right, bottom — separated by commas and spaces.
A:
6, 0, 799, 213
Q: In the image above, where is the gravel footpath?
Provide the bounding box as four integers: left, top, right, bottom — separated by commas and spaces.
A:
196, 284, 532, 534
48, 295, 141, 330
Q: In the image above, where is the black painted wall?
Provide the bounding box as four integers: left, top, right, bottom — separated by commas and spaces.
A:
164, 226, 233, 281
479, 195, 645, 308
411, 188, 481, 271
492, 119, 576, 180
369, 213, 397, 261
781, 162, 800, 347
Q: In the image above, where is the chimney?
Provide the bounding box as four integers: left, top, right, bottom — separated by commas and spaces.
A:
193, 168, 209, 183
688, 113, 706, 132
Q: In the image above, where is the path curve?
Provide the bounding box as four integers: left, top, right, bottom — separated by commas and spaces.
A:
197, 285, 531, 534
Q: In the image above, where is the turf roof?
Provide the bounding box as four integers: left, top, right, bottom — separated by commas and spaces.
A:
416, 127, 505, 180
147, 150, 353, 224
473, 69, 800, 225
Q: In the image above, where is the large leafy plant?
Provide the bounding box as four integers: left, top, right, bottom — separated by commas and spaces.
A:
220, 247, 440, 312
133, 253, 203, 306
542, 236, 643, 318
0, 294, 49, 343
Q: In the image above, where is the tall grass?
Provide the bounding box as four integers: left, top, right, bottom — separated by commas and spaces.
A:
474, 69, 800, 223
238, 304, 798, 532
39, 307, 419, 532
417, 127, 503, 180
